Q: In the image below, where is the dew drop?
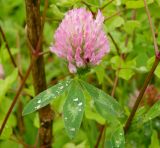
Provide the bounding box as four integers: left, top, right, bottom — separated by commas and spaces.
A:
73, 98, 79, 102
35, 105, 41, 109
37, 100, 41, 104
119, 133, 123, 136
59, 86, 64, 89
115, 140, 120, 145
78, 102, 83, 106
64, 117, 68, 120
70, 128, 75, 131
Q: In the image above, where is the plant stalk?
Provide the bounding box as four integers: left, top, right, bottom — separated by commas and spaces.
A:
124, 57, 160, 133
25, 0, 53, 147
0, 63, 32, 135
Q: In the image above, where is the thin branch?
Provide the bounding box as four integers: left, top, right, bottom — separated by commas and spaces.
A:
81, 0, 93, 13
104, 9, 124, 22
143, 0, 159, 54
38, 50, 50, 56
0, 26, 23, 80
0, 63, 33, 135
124, 57, 160, 133
111, 74, 119, 97
108, 33, 120, 55
100, 0, 114, 11
123, 0, 160, 134
94, 125, 105, 148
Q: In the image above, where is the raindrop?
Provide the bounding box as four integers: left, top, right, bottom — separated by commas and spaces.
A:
73, 98, 79, 102
64, 117, 68, 120
78, 102, 83, 106
115, 140, 120, 145
119, 133, 123, 136
70, 127, 75, 131
35, 105, 41, 109
37, 100, 41, 104
59, 86, 64, 89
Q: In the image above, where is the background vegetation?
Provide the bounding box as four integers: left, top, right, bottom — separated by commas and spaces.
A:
0, 0, 160, 147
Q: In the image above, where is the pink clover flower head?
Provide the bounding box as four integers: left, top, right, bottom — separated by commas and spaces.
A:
50, 8, 110, 73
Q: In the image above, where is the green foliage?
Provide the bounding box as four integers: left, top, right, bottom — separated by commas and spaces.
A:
0, 68, 18, 102
105, 124, 125, 148
125, 0, 154, 9
111, 56, 136, 80
63, 80, 85, 139
79, 80, 126, 123
22, 79, 72, 115
1, 0, 160, 147
143, 101, 160, 123
149, 130, 160, 148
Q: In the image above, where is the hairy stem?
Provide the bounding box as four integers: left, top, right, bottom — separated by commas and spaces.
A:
124, 57, 160, 133
25, 0, 53, 147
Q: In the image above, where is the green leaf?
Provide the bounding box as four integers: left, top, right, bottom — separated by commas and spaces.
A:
80, 80, 125, 123
50, 4, 64, 19
105, 124, 125, 148
85, 106, 105, 124
63, 80, 85, 139
149, 130, 160, 148
82, 0, 100, 7
111, 56, 136, 80
123, 20, 141, 34
130, 107, 147, 130
0, 126, 12, 140
105, 16, 124, 32
125, 0, 154, 9
57, 0, 81, 7
22, 79, 72, 115
94, 64, 105, 85
143, 101, 160, 123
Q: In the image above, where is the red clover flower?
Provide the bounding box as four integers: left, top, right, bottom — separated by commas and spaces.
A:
50, 8, 110, 73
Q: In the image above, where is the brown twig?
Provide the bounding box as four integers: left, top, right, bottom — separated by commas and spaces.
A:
0, 63, 33, 135
100, 0, 114, 11
124, 58, 160, 133
38, 50, 50, 56
108, 33, 120, 55
81, 0, 93, 13
104, 9, 124, 22
95, 125, 106, 148
0, 26, 23, 80
143, 0, 159, 55
111, 74, 119, 97
124, 0, 160, 133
